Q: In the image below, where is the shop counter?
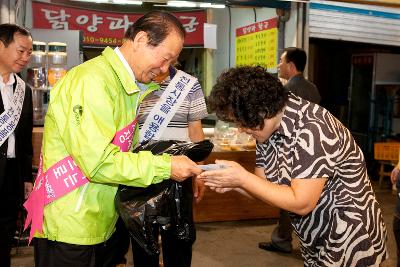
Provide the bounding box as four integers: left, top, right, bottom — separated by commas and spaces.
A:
193, 151, 279, 222
32, 127, 43, 167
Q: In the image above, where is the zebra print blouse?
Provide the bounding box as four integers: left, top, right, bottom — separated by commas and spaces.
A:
256, 94, 388, 266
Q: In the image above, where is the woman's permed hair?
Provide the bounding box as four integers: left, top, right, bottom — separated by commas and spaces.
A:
208, 66, 289, 129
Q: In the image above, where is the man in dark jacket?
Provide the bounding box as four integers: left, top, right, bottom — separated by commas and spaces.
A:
259, 47, 320, 254
277, 47, 320, 104
0, 23, 33, 267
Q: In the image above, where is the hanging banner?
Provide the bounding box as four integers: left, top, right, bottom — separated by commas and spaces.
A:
32, 1, 206, 47
235, 17, 278, 73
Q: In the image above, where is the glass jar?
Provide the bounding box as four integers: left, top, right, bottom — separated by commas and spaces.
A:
47, 42, 67, 87
27, 41, 47, 88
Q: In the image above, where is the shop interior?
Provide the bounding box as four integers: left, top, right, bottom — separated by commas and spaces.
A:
309, 38, 400, 167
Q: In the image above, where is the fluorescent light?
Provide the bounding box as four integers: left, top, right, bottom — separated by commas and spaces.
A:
167, 1, 197, 7
200, 3, 225, 8
199, 2, 211, 7
71, 0, 109, 3
211, 4, 225, 8
113, 0, 142, 4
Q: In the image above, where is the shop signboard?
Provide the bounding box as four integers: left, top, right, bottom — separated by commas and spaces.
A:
32, 1, 206, 47
235, 17, 278, 73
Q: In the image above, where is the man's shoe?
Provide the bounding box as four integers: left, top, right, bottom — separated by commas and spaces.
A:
258, 242, 292, 253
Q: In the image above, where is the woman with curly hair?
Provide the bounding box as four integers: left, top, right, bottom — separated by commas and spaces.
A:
200, 66, 388, 266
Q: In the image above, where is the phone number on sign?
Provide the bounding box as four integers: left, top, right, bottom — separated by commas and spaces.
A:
83, 36, 122, 45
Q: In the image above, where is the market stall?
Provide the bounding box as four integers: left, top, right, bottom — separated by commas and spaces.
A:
32, 128, 280, 222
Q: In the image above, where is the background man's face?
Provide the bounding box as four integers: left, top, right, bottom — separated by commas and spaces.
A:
278, 52, 290, 80
0, 33, 33, 75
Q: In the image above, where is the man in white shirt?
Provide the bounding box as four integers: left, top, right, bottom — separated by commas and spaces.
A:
0, 23, 33, 267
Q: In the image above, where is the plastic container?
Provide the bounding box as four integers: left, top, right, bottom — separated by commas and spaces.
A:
212, 121, 256, 151
47, 42, 67, 87
30, 41, 46, 67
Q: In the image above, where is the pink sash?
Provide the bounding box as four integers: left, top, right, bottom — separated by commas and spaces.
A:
24, 119, 137, 243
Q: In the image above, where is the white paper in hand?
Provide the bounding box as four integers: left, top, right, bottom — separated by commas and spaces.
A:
197, 164, 226, 171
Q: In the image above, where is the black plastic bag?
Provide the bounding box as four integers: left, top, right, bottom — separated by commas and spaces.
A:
115, 140, 213, 255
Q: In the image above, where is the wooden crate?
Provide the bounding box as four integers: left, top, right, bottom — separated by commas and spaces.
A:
374, 142, 400, 161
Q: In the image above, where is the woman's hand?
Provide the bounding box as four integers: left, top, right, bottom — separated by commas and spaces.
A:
391, 166, 400, 185
198, 160, 249, 189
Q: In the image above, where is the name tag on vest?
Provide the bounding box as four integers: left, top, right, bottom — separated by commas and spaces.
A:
24, 118, 138, 243
0, 75, 25, 146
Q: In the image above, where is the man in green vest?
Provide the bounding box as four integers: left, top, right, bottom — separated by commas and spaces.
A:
26, 11, 202, 267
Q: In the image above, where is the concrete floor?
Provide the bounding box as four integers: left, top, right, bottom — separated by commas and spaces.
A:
11, 181, 398, 267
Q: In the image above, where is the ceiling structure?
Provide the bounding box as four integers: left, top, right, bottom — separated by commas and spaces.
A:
137, 0, 400, 8
333, 0, 400, 8
43, 0, 400, 14
47, 0, 294, 13
55, 0, 294, 9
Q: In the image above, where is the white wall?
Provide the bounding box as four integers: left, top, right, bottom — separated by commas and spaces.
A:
285, 4, 299, 48
1, 0, 17, 24
24, 0, 33, 28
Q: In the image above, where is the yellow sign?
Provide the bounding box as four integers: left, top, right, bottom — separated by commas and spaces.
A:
236, 18, 278, 72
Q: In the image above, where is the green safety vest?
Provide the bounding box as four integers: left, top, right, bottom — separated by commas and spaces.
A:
38, 47, 171, 245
